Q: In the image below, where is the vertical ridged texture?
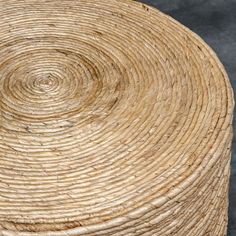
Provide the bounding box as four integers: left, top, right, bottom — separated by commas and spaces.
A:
0, 0, 234, 235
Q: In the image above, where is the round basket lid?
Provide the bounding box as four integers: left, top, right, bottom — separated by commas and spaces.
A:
0, 0, 234, 235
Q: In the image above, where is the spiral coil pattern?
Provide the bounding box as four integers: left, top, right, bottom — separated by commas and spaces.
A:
0, 0, 234, 235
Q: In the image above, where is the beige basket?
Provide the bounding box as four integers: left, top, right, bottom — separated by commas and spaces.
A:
0, 0, 234, 235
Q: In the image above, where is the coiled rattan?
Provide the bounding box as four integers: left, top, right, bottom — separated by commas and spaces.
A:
0, 0, 234, 235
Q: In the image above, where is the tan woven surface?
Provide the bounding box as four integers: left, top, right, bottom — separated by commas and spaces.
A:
0, 0, 234, 235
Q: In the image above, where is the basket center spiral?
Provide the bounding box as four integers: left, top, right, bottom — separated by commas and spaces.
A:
35, 75, 55, 90
0, 42, 126, 121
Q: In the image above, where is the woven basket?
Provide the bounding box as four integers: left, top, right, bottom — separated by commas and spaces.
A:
0, 0, 234, 235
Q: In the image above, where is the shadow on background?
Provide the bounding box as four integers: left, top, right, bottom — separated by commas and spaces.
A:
138, 0, 236, 235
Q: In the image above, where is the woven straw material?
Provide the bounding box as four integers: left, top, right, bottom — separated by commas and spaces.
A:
0, 0, 234, 235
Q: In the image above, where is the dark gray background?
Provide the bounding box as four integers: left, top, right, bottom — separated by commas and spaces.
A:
138, 0, 236, 235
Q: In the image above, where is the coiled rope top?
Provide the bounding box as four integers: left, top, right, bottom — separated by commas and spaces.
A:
0, 0, 234, 235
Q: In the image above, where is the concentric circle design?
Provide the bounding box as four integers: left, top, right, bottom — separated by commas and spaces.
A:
0, 0, 234, 235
